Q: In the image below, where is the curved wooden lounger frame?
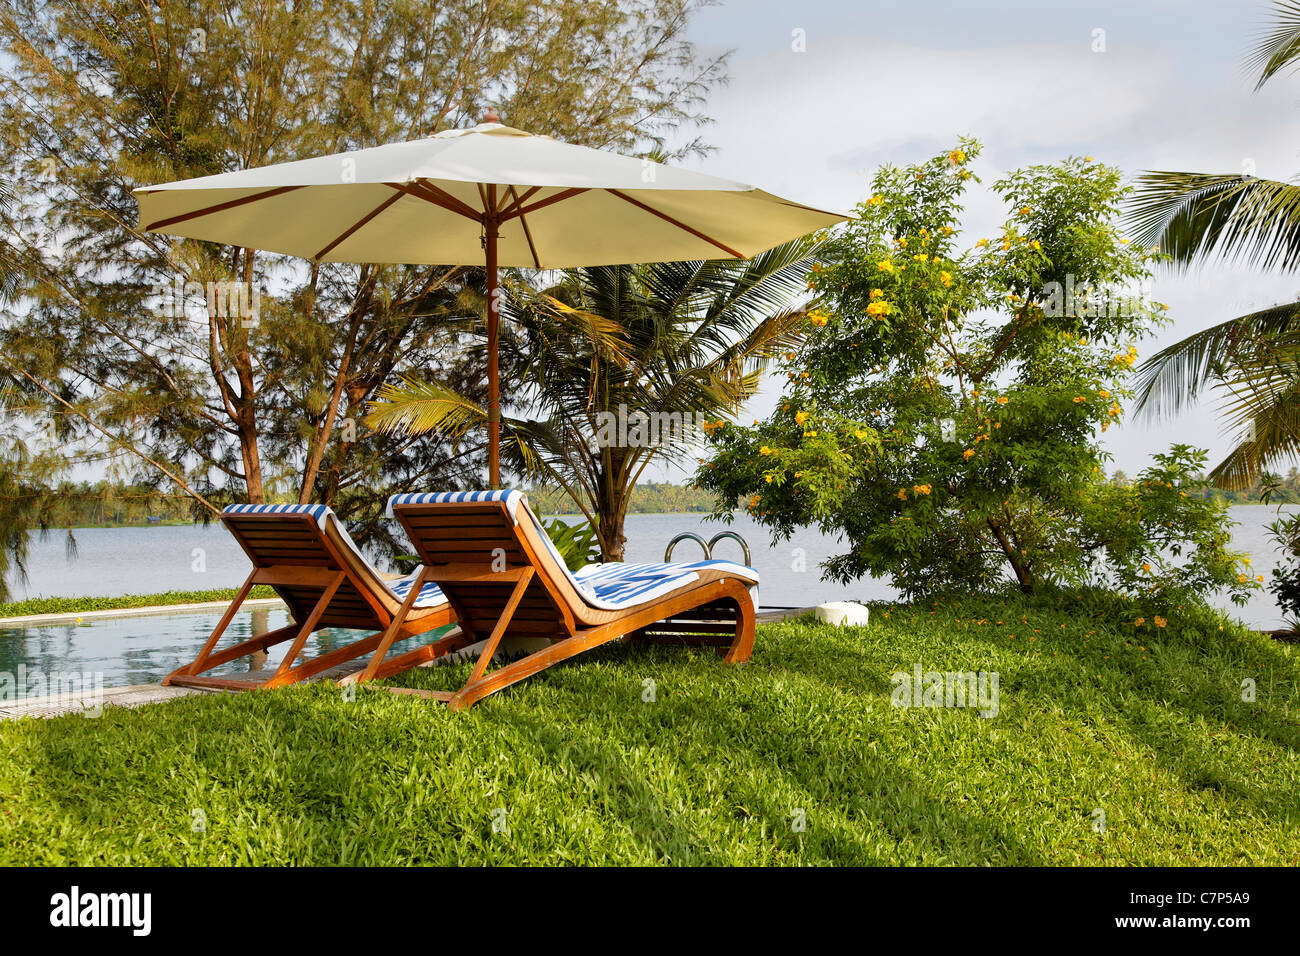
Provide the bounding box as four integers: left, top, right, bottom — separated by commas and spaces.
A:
163, 510, 460, 692
349, 496, 755, 711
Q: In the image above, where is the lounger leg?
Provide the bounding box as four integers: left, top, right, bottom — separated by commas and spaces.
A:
465, 568, 535, 685
449, 625, 611, 712
724, 592, 756, 664
262, 572, 345, 688
163, 571, 257, 685
354, 569, 429, 684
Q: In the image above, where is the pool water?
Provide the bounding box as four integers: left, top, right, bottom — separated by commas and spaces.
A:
0, 606, 435, 700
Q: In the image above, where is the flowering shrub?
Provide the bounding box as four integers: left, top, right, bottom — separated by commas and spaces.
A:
699, 140, 1257, 610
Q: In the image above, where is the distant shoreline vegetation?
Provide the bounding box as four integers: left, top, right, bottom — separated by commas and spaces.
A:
1107, 471, 1300, 506
38, 481, 722, 529
33, 476, 1299, 531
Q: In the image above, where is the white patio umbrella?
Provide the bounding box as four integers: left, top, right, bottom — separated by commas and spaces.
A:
134, 110, 848, 486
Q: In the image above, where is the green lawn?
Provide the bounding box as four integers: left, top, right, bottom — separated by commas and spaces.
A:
0, 587, 277, 619
1, 592, 1296, 865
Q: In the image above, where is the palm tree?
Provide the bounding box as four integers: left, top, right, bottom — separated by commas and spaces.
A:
1127, 0, 1300, 486
367, 237, 822, 560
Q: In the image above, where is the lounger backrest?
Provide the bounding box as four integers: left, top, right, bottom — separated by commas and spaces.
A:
221, 504, 402, 629
387, 491, 593, 636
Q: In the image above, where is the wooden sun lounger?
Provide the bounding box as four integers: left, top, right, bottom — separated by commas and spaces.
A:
349, 490, 756, 710
163, 504, 462, 691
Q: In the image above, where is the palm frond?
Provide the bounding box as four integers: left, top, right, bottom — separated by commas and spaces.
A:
365, 376, 486, 437
1133, 300, 1300, 418
1205, 331, 1300, 486
1246, 0, 1300, 89
1127, 172, 1300, 271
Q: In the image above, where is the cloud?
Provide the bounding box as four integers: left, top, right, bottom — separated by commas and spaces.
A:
654, 17, 1300, 481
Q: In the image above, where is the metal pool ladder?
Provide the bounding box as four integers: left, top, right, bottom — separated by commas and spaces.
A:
664, 530, 752, 566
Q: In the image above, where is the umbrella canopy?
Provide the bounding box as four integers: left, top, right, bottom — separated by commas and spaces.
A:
134, 111, 849, 484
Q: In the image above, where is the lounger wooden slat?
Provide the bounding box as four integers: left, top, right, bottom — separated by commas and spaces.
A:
350, 491, 757, 710
163, 504, 459, 691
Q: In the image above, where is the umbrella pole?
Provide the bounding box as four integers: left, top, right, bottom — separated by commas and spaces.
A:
485, 221, 500, 489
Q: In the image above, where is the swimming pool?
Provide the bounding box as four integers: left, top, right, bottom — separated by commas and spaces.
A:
0, 605, 433, 700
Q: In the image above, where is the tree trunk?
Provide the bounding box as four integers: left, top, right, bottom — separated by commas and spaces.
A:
987, 516, 1033, 593
594, 455, 629, 562
597, 497, 627, 562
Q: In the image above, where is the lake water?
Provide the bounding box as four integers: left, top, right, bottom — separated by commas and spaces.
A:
5, 506, 1296, 627
2, 506, 1294, 698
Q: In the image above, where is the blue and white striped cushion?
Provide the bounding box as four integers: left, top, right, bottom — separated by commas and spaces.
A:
223, 502, 448, 609
386, 489, 524, 520
223, 503, 331, 526
573, 560, 758, 606
387, 574, 449, 609
385, 490, 760, 611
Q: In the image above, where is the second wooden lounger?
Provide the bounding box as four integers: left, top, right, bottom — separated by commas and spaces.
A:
352, 490, 757, 710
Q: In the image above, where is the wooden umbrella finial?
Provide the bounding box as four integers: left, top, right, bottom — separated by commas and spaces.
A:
482, 107, 500, 124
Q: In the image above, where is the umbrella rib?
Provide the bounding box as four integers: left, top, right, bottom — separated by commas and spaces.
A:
606, 189, 744, 258
142, 185, 307, 232
498, 186, 541, 220
312, 190, 405, 261
388, 180, 482, 221
508, 186, 542, 268
507, 188, 588, 220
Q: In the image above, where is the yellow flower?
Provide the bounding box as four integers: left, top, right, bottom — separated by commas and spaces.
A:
867, 194, 883, 205
1030, 240, 1041, 250
949, 148, 966, 165
1142, 563, 1151, 572
1238, 574, 1248, 583
795, 410, 808, 426
764, 475, 773, 483
913, 483, 932, 495
941, 226, 953, 235
869, 288, 884, 299
1135, 617, 1145, 627
976, 238, 989, 248
939, 270, 952, 287
897, 488, 907, 500
996, 396, 1008, 405
1257, 574, 1265, 583
1154, 617, 1167, 628
1073, 395, 1086, 403
963, 448, 975, 459
1098, 389, 1110, 398
877, 260, 895, 273
759, 445, 772, 456
1019, 206, 1031, 216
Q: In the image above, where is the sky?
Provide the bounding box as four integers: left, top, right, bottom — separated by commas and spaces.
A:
646, 0, 1300, 482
